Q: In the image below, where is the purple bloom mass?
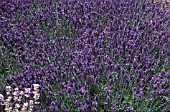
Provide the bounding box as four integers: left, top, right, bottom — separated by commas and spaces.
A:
0, 0, 170, 111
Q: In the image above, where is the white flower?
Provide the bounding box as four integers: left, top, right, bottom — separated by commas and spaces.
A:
28, 108, 33, 112
15, 103, 20, 108
4, 107, 9, 111
33, 84, 40, 90
33, 93, 40, 100
0, 94, 4, 99
17, 98, 22, 102
33, 88, 39, 91
25, 88, 31, 93
23, 102, 28, 107
24, 94, 30, 98
14, 88, 19, 91
6, 91, 10, 95
20, 91, 24, 95
19, 95, 22, 98
33, 84, 40, 87
13, 96, 18, 101
35, 101, 40, 104
6, 86, 11, 91
13, 91, 18, 96
14, 109, 19, 112
29, 105, 34, 111
29, 105, 34, 108
21, 106, 27, 111
7, 96, 12, 101
29, 100, 34, 105
8, 107, 12, 111
6, 98, 11, 102
32, 91, 38, 95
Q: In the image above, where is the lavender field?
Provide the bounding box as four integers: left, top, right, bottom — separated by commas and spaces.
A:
0, 0, 170, 112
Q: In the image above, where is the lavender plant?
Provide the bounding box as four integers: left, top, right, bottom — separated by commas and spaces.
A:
0, 0, 170, 111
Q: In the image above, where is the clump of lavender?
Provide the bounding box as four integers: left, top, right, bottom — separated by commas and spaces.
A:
0, 0, 170, 111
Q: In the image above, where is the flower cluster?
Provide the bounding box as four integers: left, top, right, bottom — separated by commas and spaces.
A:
0, 0, 170, 111
0, 84, 40, 112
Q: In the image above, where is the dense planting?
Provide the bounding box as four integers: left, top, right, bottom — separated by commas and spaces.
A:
0, 0, 170, 112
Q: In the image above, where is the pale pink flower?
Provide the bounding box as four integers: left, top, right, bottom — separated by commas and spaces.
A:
0, 94, 4, 100
24, 94, 30, 98
20, 90, 24, 96
6, 91, 10, 95
15, 103, 20, 108
25, 88, 31, 93
14, 88, 19, 91
35, 101, 40, 104
6, 86, 11, 91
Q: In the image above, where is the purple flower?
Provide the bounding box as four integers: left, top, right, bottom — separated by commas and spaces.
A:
115, 93, 122, 100
92, 102, 98, 107
61, 104, 67, 111
132, 87, 137, 93
146, 98, 154, 102
92, 107, 97, 112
